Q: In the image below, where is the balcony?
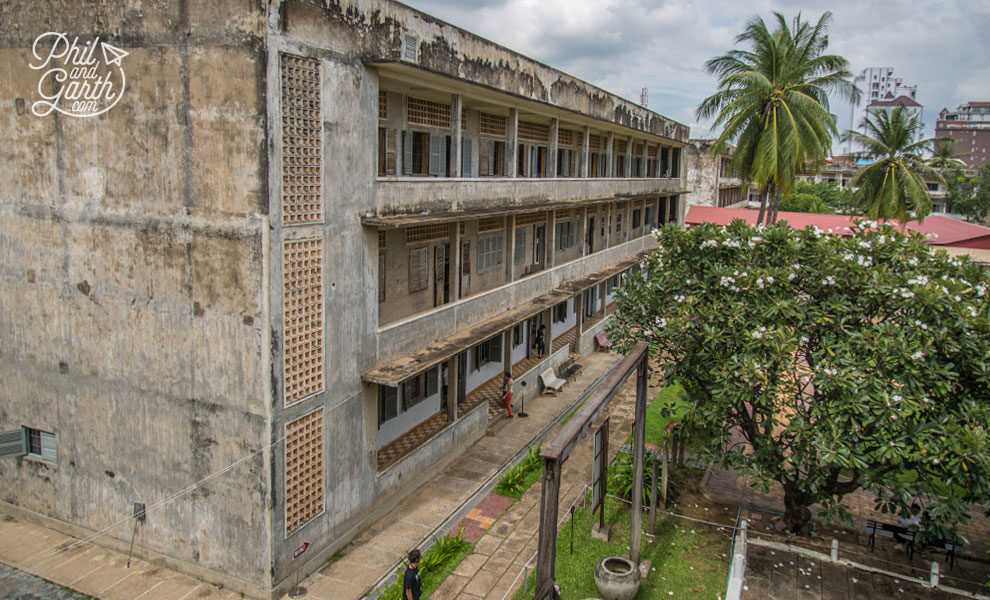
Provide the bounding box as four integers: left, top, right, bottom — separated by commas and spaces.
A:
374, 176, 684, 215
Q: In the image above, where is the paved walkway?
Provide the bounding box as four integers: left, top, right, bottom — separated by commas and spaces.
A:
0, 351, 624, 600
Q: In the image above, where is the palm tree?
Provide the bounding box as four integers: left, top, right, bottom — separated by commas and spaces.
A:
697, 12, 858, 224
928, 138, 968, 171
842, 107, 942, 223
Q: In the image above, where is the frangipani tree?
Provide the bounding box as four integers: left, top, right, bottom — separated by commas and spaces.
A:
610, 220, 990, 535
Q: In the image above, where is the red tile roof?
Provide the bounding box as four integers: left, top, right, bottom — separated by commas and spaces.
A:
684, 207, 990, 248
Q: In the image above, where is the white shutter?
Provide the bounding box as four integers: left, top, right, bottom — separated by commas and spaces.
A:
402, 130, 413, 175
384, 129, 397, 175
428, 133, 442, 176
0, 428, 26, 458
461, 138, 472, 177
40, 432, 57, 463
408, 247, 429, 292
530, 149, 538, 178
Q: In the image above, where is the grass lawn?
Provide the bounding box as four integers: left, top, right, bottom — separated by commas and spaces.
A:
641, 382, 689, 445
512, 490, 729, 600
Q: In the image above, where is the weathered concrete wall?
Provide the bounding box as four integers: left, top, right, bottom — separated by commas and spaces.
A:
0, 0, 272, 594
684, 139, 720, 208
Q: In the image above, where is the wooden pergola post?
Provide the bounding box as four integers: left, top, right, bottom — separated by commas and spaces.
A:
533, 342, 649, 599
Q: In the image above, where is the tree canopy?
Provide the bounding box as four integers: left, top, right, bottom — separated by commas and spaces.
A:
697, 12, 858, 225
843, 107, 942, 223
610, 221, 990, 535
947, 163, 990, 225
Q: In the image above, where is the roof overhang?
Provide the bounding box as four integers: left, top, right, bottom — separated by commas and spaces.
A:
368, 60, 688, 146
361, 193, 685, 228
361, 251, 648, 386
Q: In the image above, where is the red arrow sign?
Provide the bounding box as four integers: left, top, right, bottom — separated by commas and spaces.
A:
293, 542, 310, 559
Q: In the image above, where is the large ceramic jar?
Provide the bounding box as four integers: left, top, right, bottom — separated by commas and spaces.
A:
593, 556, 641, 600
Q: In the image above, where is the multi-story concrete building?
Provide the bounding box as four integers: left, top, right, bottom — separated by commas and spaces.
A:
850, 67, 923, 144
936, 102, 990, 167
683, 139, 747, 208
0, 1, 689, 597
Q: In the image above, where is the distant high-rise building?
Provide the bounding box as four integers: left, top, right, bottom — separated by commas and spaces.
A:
849, 67, 923, 147
936, 102, 990, 167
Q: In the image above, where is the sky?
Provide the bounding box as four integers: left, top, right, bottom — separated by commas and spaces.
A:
404, 0, 990, 151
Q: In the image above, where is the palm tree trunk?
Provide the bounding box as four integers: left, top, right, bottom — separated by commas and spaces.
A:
756, 186, 769, 225
769, 189, 781, 224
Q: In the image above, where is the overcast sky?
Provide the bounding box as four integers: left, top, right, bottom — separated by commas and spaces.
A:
406, 0, 990, 150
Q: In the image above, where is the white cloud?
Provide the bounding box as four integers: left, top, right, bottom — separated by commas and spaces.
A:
410, 0, 990, 142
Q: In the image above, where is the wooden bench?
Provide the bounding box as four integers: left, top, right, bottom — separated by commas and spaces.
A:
558, 357, 582, 381
865, 520, 914, 558
540, 368, 566, 395
595, 331, 613, 351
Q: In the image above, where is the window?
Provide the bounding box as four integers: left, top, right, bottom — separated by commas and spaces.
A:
474, 335, 503, 370
0, 427, 56, 462
644, 206, 653, 229
553, 301, 568, 323
555, 221, 574, 251
409, 247, 430, 293
616, 212, 623, 233
607, 273, 621, 294
926, 182, 939, 191
632, 208, 641, 229
403, 373, 423, 410
379, 386, 398, 425
479, 139, 506, 176
514, 228, 527, 264
512, 323, 523, 348
477, 233, 504, 273
403, 131, 447, 177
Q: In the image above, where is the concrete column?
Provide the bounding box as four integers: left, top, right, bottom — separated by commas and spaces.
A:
640, 141, 648, 178
544, 308, 553, 355
578, 206, 587, 257
452, 94, 463, 177
576, 292, 584, 336
580, 126, 590, 178
451, 221, 461, 302
503, 329, 513, 375
507, 108, 519, 178
606, 132, 615, 178
549, 118, 559, 178
598, 282, 606, 317
445, 356, 458, 421
604, 203, 611, 248
506, 215, 516, 282
624, 136, 633, 178
546, 210, 557, 268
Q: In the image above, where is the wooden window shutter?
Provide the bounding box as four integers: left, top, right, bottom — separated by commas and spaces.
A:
461, 138, 472, 177
434, 246, 444, 287
428, 133, 444, 176
0, 428, 26, 458
409, 247, 429, 292
461, 241, 470, 275
479, 140, 491, 176
402, 130, 413, 175
384, 129, 397, 175
378, 251, 386, 303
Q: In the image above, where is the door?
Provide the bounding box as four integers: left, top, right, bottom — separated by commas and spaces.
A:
587, 216, 595, 253
434, 245, 445, 307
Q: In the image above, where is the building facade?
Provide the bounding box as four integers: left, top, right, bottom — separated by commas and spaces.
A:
0, 1, 689, 597
683, 139, 746, 208
936, 102, 990, 167
851, 67, 923, 145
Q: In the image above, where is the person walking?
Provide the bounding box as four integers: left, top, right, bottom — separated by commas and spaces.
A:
535, 324, 546, 357
501, 371, 514, 418
403, 548, 421, 600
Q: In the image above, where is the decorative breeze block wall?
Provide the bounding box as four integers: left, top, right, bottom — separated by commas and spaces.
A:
280, 53, 322, 224
285, 409, 324, 534
283, 239, 324, 406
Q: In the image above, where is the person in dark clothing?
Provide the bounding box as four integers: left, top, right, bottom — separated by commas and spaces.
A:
535, 324, 546, 357
403, 548, 422, 600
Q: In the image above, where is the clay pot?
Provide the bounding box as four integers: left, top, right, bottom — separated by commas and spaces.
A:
594, 556, 641, 600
